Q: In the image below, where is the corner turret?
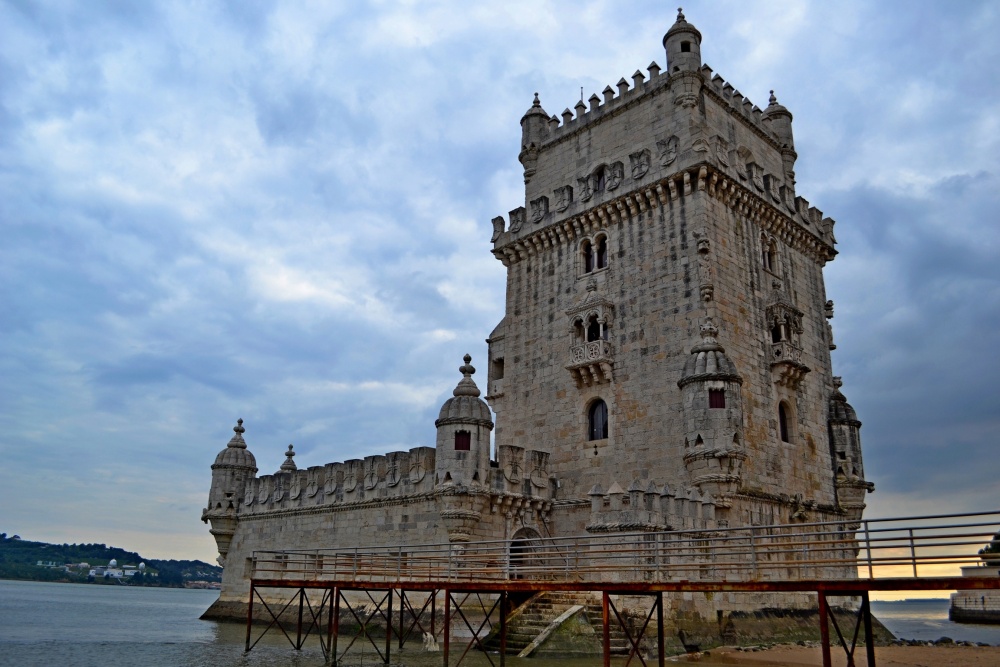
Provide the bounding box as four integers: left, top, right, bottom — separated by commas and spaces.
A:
762, 90, 798, 186
663, 8, 702, 73
828, 378, 873, 523
434, 355, 494, 543
203, 419, 258, 565
435, 355, 494, 488
678, 319, 746, 503
519, 93, 549, 184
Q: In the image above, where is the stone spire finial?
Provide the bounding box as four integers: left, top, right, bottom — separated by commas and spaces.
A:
227, 418, 247, 449
532, 92, 541, 108
676, 7, 685, 22
699, 317, 719, 343
453, 354, 481, 398
280, 444, 297, 472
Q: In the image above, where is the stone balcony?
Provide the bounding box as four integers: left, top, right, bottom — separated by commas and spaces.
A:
567, 340, 614, 386
770, 340, 810, 389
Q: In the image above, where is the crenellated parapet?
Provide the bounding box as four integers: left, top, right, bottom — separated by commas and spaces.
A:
240, 446, 437, 516
586, 480, 717, 533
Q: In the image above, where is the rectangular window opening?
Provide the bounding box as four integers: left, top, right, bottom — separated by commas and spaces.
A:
709, 389, 726, 409
455, 431, 471, 451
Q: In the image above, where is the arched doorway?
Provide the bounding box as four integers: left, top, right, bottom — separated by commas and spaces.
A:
509, 527, 542, 580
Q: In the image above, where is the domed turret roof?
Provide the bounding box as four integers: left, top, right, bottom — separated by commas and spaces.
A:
828, 377, 860, 424
678, 319, 743, 387
663, 7, 702, 46
762, 90, 792, 120
521, 92, 549, 123
212, 419, 258, 470
436, 355, 493, 426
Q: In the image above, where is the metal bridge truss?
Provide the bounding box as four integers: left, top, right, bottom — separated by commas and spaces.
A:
241, 511, 1000, 667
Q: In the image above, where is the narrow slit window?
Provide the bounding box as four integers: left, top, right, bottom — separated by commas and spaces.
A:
778, 403, 790, 443
596, 236, 608, 269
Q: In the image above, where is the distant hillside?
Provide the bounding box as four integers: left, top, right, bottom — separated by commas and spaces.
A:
0, 532, 221, 586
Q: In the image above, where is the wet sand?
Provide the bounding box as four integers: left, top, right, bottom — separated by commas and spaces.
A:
669, 643, 1000, 666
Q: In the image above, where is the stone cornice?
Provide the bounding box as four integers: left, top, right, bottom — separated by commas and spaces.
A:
494, 165, 835, 269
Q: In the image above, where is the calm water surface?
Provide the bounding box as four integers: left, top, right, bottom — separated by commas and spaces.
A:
2, 580, 999, 666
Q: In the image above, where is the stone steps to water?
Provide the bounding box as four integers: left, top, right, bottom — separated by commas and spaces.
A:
480, 592, 638, 656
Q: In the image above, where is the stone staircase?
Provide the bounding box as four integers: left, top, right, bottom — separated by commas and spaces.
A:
482, 591, 639, 657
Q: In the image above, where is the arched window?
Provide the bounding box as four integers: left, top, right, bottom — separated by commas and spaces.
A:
582, 240, 594, 273
455, 430, 471, 451
596, 236, 608, 269
762, 237, 777, 272
588, 400, 608, 441
586, 316, 602, 342
778, 403, 790, 443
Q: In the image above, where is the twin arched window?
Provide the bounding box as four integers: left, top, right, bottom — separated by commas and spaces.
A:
588, 400, 608, 441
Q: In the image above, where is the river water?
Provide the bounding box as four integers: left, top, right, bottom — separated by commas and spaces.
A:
1, 580, 998, 666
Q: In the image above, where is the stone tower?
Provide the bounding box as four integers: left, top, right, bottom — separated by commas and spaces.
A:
435, 354, 495, 542
202, 419, 257, 565
485, 8, 872, 533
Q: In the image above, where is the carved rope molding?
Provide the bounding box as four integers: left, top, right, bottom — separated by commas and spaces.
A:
494, 165, 834, 269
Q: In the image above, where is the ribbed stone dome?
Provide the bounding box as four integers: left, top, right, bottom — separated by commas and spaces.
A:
678, 319, 742, 387
212, 419, 258, 470
663, 7, 702, 45
436, 355, 493, 425
828, 378, 860, 423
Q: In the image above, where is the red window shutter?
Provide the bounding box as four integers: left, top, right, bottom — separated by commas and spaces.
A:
454, 431, 471, 451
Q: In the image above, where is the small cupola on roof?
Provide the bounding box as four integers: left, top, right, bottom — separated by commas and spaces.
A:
762, 90, 795, 148
437, 354, 493, 425
663, 7, 702, 73
519, 93, 549, 184
679, 319, 742, 386
213, 418, 257, 470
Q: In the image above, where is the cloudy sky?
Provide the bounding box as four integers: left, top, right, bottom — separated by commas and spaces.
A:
2, 0, 998, 564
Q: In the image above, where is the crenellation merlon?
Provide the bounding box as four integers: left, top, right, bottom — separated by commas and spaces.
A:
542, 61, 666, 138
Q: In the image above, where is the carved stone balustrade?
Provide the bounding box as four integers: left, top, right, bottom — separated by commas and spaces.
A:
567, 340, 614, 386
770, 340, 810, 389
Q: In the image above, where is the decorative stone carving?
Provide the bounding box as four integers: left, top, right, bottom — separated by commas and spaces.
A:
502, 449, 522, 484
364, 457, 380, 490
490, 216, 505, 242
578, 176, 594, 202
508, 206, 526, 233
386, 453, 401, 487
714, 136, 730, 168
529, 196, 549, 223
343, 460, 358, 492
306, 469, 319, 498
607, 161, 624, 190
408, 451, 427, 484
630, 149, 651, 179
554, 185, 573, 212
692, 138, 709, 154
657, 136, 679, 167
748, 162, 764, 191
530, 450, 550, 489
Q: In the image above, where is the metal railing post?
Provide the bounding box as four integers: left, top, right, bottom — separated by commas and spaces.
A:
909, 528, 918, 577
863, 521, 873, 579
